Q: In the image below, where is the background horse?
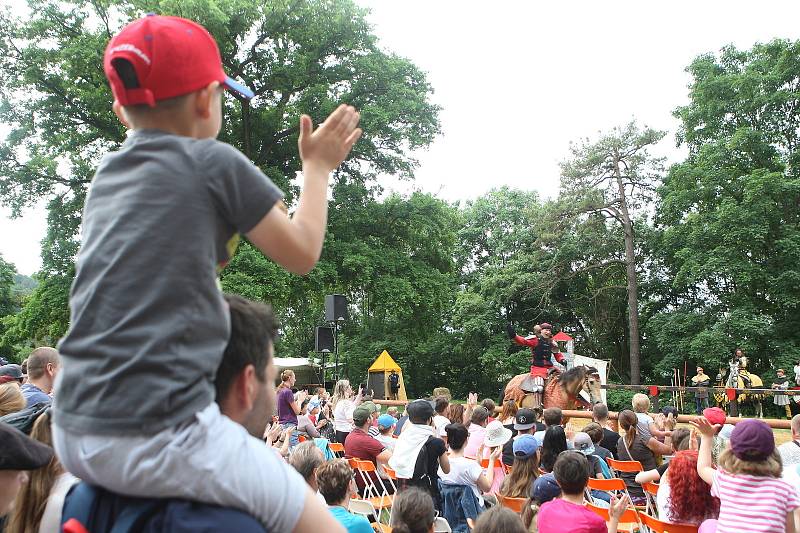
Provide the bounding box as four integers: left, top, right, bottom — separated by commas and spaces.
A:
714, 366, 765, 418
503, 365, 602, 414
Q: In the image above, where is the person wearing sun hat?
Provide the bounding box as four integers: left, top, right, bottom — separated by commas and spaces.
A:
479, 420, 513, 494
693, 416, 800, 533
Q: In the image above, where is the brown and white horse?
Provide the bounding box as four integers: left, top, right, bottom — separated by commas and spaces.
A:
503, 365, 602, 413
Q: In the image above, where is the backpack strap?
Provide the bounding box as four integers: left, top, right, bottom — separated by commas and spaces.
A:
61, 482, 165, 533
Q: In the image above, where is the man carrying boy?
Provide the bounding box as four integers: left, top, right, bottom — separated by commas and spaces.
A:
52, 14, 360, 532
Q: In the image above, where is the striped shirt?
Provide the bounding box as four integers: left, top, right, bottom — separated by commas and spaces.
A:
711, 469, 800, 532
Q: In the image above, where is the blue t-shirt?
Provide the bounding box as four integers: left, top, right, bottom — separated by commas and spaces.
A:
328, 506, 372, 533
21, 383, 51, 407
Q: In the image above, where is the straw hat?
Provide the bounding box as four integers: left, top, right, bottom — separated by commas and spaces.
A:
483, 420, 513, 448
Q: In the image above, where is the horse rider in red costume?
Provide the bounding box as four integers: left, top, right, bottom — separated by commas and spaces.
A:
507, 322, 566, 406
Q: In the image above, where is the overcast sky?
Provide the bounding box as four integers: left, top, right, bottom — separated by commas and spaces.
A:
3, 0, 800, 275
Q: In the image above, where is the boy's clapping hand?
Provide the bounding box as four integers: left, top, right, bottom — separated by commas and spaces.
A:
298, 105, 362, 173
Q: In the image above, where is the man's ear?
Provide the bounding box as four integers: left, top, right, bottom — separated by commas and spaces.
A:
241, 364, 258, 410
194, 81, 220, 119
112, 100, 131, 128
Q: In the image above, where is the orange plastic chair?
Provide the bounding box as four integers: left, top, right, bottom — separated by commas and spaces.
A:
383, 465, 398, 480
637, 511, 699, 533
607, 458, 644, 474
642, 482, 659, 496
496, 493, 526, 513
354, 460, 394, 511
329, 442, 345, 457
585, 501, 641, 533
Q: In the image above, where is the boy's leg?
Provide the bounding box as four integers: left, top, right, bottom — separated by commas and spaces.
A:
53, 403, 307, 531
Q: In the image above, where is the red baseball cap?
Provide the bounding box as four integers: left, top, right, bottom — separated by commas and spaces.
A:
103, 14, 254, 107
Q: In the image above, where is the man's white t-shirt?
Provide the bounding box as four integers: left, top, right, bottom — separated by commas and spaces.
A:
433, 414, 450, 437
438, 456, 485, 506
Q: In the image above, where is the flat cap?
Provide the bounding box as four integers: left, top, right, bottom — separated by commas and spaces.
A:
0, 422, 54, 470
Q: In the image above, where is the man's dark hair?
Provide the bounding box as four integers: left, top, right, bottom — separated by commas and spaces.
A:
543, 407, 562, 427
445, 423, 469, 450
214, 294, 278, 402
435, 397, 449, 415
26, 347, 59, 380
553, 451, 590, 495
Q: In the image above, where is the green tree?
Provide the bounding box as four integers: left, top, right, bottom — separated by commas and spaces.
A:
560, 121, 666, 384
0, 0, 440, 352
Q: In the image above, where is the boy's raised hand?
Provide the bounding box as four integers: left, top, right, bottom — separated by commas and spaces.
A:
298, 105, 362, 173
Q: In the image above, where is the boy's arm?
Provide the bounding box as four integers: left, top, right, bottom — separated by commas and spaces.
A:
248, 106, 361, 275
292, 489, 346, 533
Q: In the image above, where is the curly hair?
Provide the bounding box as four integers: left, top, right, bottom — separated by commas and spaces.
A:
447, 403, 465, 425
666, 450, 720, 524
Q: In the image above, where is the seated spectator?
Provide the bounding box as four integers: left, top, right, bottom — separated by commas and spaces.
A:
701, 407, 728, 465
0, 365, 24, 386
463, 407, 490, 458
447, 403, 465, 425
389, 399, 449, 510
533, 408, 562, 446
479, 420, 513, 493
498, 400, 518, 427
295, 398, 323, 440
0, 383, 26, 417
617, 409, 674, 505
651, 450, 718, 525
359, 401, 380, 437
387, 406, 401, 420
433, 397, 450, 437
0, 422, 54, 525
473, 505, 527, 533
499, 434, 540, 499
439, 423, 497, 509
779, 415, 800, 468
6, 410, 79, 533
537, 451, 629, 533
539, 426, 568, 473
344, 405, 392, 493
20, 348, 60, 407
394, 409, 410, 436
375, 414, 397, 450
503, 408, 539, 466
481, 399, 496, 422
390, 487, 436, 533
592, 404, 620, 459
572, 432, 606, 479
581, 423, 613, 463
522, 474, 562, 532
317, 459, 372, 533
288, 441, 326, 500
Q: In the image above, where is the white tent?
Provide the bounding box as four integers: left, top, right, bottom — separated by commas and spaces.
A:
273, 357, 322, 387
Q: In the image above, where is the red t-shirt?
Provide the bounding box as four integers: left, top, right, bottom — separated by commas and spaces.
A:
345, 428, 386, 491
538, 498, 607, 533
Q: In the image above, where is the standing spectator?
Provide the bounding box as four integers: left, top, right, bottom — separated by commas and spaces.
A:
464, 407, 490, 458
288, 441, 326, 497
20, 348, 60, 407
533, 408, 563, 447
6, 411, 79, 533
592, 404, 620, 459
499, 434, 541, 499
432, 397, 450, 437
617, 410, 674, 505
537, 452, 629, 533
691, 367, 711, 414
332, 379, 362, 444
389, 399, 450, 510
503, 408, 539, 466
344, 406, 392, 493
390, 487, 436, 533
317, 459, 373, 533
277, 370, 307, 447
474, 505, 527, 533
0, 423, 54, 524
539, 426, 568, 474
0, 384, 26, 417
439, 423, 497, 509
693, 416, 800, 533
773, 369, 792, 420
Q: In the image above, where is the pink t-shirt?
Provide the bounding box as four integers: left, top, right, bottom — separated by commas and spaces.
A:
463, 424, 486, 458
537, 498, 606, 533
711, 469, 800, 533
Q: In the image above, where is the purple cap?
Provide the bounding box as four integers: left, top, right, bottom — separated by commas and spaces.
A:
730, 419, 775, 461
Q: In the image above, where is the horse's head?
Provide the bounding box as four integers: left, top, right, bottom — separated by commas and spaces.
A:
561, 365, 602, 405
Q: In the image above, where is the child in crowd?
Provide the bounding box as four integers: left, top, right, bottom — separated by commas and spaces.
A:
473, 506, 527, 533
692, 417, 800, 533
537, 451, 629, 533
631, 393, 671, 442
52, 14, 360, 532
317, 459, 373, 533
390, 487, 437, 533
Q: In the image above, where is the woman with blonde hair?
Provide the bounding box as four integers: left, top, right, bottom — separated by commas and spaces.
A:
0, 382, 25, 417
331, 379, 362, 443
6, 410, 78, 533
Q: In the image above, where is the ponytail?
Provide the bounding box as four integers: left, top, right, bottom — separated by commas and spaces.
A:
618, 410, 638, 450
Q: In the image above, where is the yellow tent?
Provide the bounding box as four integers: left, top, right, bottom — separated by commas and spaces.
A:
368, 350, 407, 401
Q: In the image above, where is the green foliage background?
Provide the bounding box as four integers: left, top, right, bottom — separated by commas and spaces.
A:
2, 2, 800, 402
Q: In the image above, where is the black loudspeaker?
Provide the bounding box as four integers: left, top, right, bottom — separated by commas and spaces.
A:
325, 294, 348, 322
315, 326, 335, 352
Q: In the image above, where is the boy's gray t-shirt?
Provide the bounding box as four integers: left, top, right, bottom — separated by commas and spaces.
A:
54, 129, 283, 435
